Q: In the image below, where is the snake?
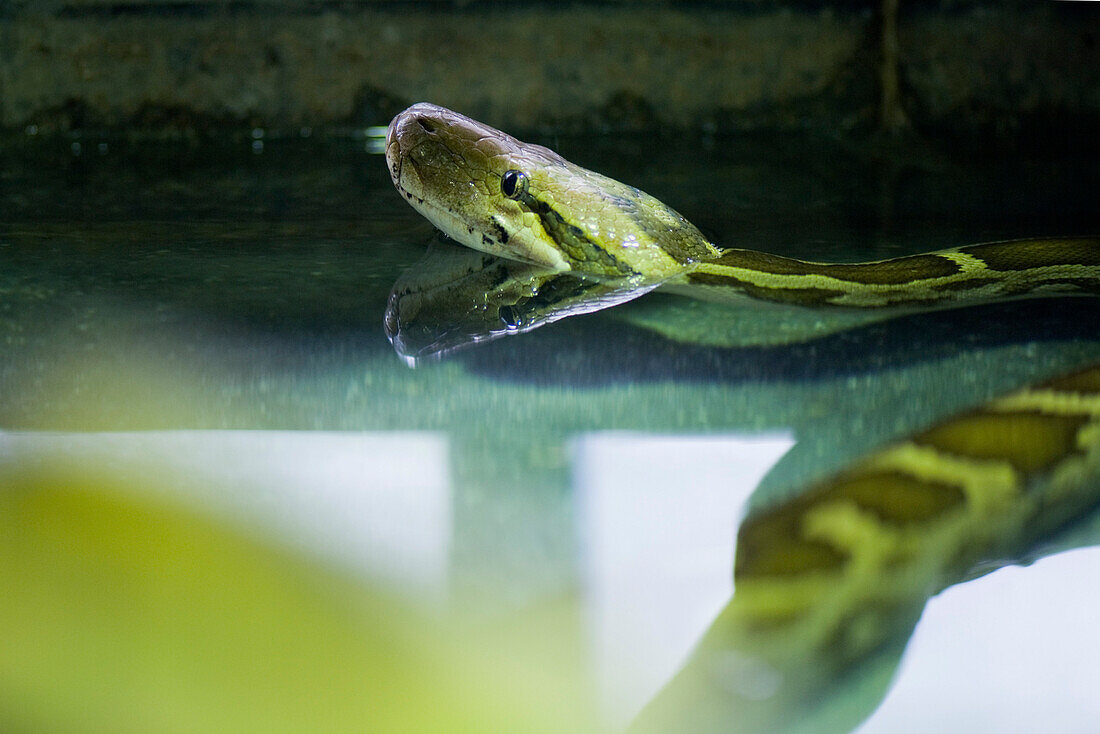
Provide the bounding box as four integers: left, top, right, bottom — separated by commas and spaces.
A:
386, 103, 1100, 310
386, 103, 1100, 731
634, 361, 1100, 733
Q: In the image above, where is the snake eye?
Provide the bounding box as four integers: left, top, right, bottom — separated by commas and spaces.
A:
500, 170, 527, 199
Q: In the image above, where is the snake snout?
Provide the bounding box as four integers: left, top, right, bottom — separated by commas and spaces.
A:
384, 119, 403, 183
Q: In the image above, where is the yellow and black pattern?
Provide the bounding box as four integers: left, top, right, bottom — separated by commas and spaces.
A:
685, 238, 1100, 308
728, 363, 1100, 665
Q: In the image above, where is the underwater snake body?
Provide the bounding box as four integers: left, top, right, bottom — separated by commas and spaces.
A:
386, 103, 1100, 308
731, 363, 1100, 662
635, 362, 1100, 733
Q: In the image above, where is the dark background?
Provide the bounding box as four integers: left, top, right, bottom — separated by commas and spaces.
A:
1, 0, 1097, 152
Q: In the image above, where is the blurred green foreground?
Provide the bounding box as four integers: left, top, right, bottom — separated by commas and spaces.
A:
0, 467, 598, 734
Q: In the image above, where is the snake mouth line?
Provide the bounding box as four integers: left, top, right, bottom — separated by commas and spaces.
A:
390, 177, 424, 207
384, 118, 404, 183
390, 173, 521, 264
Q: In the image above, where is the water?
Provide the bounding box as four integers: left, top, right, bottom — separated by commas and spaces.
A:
2, 132, 1099, 733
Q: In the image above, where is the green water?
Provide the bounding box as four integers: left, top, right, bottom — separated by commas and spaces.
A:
2, 133, 1099, 733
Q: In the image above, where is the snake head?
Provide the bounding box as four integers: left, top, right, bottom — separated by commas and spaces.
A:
386, 103, 719, 280
386, 103, 572, 272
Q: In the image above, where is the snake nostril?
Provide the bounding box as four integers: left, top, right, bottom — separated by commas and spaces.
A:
416, 117, 435, 133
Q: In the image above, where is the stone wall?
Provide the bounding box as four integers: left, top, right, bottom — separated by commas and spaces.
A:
1, 2, 1096, 142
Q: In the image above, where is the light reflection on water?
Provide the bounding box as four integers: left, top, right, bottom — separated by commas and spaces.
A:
1, 136, 1099, 733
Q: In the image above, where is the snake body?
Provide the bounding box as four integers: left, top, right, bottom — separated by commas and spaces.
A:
386, 103, 1100, 730
386, 103, 1100, 307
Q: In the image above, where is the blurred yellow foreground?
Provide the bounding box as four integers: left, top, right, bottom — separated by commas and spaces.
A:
0, 466, 598, 734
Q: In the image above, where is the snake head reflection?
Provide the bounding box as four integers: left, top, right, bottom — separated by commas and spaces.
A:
384, 238, 659, 365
